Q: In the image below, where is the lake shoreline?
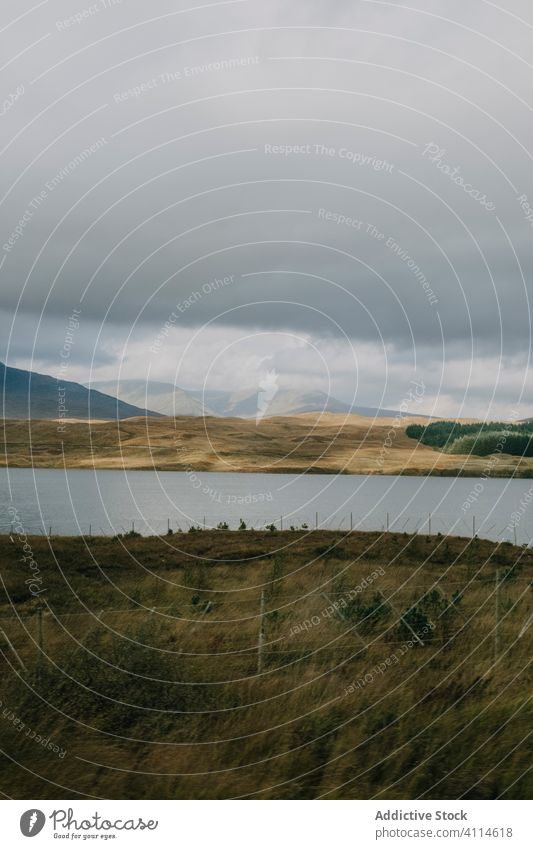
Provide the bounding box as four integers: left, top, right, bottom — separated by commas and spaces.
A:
2, 461, 532, 479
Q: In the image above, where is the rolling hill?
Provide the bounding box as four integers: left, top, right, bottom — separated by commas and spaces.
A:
0, 362, 161, 420
2, 410, 522, 476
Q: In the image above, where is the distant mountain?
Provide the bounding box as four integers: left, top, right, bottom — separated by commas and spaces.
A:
0, 362, 161, 420
226, 389, 355, 417
187, 388, 418, 419
89, 380, 210, 417
61, 375, 431, 421
186, 389, 237, 416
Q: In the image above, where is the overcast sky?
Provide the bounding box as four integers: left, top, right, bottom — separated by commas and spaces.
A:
2, 0, 533, 417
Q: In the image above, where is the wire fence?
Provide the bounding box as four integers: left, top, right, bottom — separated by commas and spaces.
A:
1, 571, 530, 680
0, 512, 528, 544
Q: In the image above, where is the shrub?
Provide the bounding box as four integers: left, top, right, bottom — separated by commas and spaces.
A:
345, 591, 390, 634
395, 589, 461, 643
396, 605, 433, 644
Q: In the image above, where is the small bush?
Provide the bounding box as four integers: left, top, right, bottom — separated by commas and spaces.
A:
396, 605, 433, 644
345, 592, 390, 634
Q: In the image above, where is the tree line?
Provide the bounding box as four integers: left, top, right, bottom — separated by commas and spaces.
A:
406, 420, 533, 456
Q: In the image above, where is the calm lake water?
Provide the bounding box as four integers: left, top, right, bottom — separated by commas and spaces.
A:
1, 467, 532, 543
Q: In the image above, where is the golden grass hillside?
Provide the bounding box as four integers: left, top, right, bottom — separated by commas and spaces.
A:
2, 413, 533, 476
0, 530, 531, 799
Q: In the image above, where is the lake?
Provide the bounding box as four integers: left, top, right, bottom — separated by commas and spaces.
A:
1, 467, 532, 543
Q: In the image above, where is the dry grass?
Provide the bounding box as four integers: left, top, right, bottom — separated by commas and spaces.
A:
2, 413, 533, 476
0, 530, 531, 799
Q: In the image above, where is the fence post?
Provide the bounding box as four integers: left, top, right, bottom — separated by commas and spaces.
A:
386, 512, 390, 533
257, 590, 265, 674
280, 515, 283, 531
428, 513, 432, 536
315, 512, 318, 530
36, 606, 44, 684
0, 627, 26, 671
494, 569, 501, 665
350, 512, 353, 531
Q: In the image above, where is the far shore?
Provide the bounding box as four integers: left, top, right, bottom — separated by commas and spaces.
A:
2, 412, 533, 478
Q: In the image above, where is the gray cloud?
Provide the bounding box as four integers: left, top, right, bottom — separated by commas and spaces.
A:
1, 0, 533, 414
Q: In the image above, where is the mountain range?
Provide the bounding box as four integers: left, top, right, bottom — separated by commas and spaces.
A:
0, 362, 428, 420
187, 387, 406, 418
89, 380, 416, 419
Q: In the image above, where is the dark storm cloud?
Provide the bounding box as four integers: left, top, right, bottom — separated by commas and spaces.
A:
1, 0, 533, 413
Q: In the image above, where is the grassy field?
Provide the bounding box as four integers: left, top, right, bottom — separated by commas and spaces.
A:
0, 529, 531, 799
3, 412, 533, 476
